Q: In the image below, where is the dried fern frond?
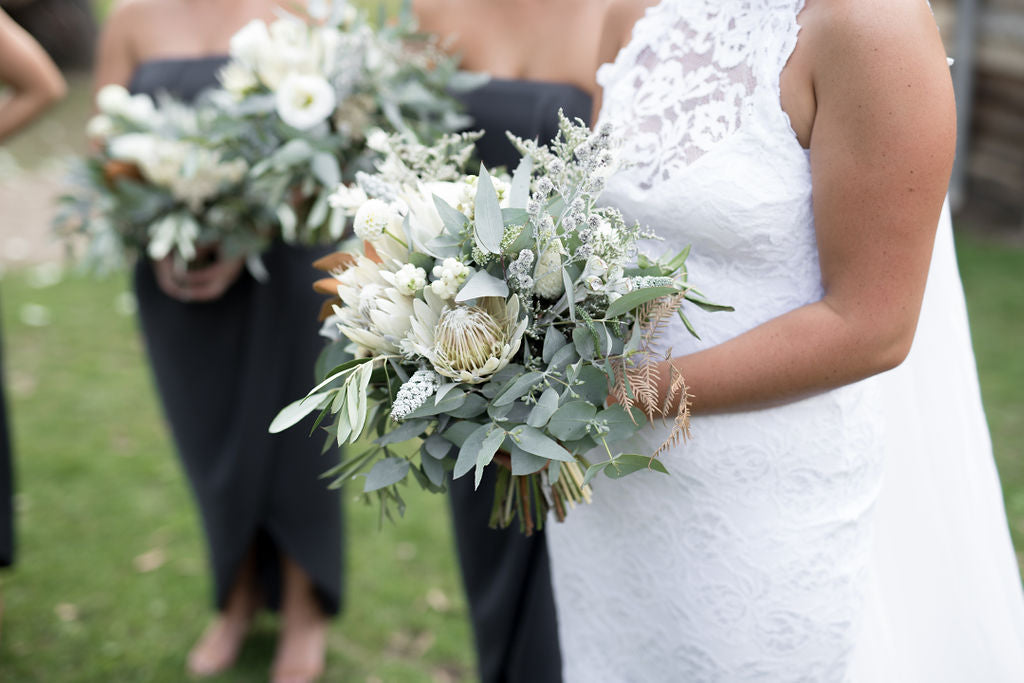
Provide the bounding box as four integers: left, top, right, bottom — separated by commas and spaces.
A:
627, 361, 661, 421
653, 369, 692, 459
637, 293, 686, 354
610, 358, 638, 423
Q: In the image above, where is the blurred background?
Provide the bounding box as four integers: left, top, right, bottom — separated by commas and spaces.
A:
0, 0, 1022, 680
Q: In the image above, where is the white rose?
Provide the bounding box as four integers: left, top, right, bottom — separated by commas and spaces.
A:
275, 73, 336, 130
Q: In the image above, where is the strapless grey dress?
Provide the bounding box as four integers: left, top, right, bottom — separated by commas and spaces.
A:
451, 77, 592, 683
127, 56, 343, 614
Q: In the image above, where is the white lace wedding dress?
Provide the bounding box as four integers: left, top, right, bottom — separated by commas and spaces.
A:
544, 1, 1024, 681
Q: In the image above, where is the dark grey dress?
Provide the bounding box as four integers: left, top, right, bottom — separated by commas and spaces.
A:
451, 77, 592, 683
128, 57, 343, 614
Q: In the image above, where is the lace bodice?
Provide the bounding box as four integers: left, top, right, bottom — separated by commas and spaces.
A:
545, 2, 888, 680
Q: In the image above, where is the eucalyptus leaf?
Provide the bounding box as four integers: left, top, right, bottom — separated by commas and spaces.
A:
509, 425, 574, 462
432, 194, 470, 236
473, 165, 504, 254
599, 404, 645, 444
269, 391, 331, 433
434, 383, 459, 405
420, 453, 446, 487
276, 204, 298, 242
442, 420, 483, 448
501, 208, 529, 226
527, 388, 561, 428
474, 427, 506, 489
605, 286, 679, 319
548, 343, 579, 373
493, 371, 544, 407
509, 156, 533, 208
454, 423, 492, 480
406, 390, 467, 418
362, 457, 411, 492
448, 393, 488, 418
603, 454, 670, 479
423, 433, 453, 460
543, 325, 567, 364
376, 419, 429, 446
455, 269, 509, 302
311, 151, 341, 188
506, 441, 548, 475
577, 365, 612, 406
547, 401, 597, 441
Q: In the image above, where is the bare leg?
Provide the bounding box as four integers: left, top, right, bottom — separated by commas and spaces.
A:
271, 555, 328, 683
186, 550, 261, 677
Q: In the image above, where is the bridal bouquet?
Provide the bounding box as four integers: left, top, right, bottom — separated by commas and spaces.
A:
272, 115, 728, 533
55, 85, 274, 272
208, 0, 477, 245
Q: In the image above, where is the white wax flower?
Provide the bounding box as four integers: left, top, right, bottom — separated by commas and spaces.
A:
275, 73, 336, 130
229, 20, 271, 71
366, 129, 391, 153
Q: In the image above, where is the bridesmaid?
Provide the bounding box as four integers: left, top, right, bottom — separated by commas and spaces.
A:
414, 2, 608, 681
94, 1, 341, 680
0, 4, 66, 575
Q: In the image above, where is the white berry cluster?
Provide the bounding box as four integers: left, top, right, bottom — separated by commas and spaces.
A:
429, 258, 471, 300
390, 369, 441, 422
393, 263, 427, 295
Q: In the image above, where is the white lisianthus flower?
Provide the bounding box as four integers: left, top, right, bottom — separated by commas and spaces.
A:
429, 258, 472, 300
580, 255, 610, 292
229, 19, 271, 71
534, 239, 566, 299
218, 61, 259, 98
275, 73, 336, 130
390, 263, 427, 295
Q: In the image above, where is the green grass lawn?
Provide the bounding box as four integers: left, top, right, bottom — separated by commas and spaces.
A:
0, 230, 1021, 680
0, 271, 473, 680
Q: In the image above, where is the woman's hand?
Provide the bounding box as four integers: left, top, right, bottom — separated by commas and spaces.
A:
152, 247, 245, 303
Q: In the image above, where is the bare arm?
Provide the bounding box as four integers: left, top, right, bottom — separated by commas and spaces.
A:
0, 9, 66, 141
661, 0, 955, 414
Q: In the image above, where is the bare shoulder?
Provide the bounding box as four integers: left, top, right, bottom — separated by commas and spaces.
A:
597, 0, 658, 67
800, 0, 949, 75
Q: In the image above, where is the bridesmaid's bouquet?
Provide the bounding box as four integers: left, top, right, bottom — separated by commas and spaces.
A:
208, 0, 478, 245
272, 115, 729, 533
55, 85, 275, 272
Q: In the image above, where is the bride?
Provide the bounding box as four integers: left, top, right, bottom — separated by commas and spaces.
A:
544, 0, 1024, 680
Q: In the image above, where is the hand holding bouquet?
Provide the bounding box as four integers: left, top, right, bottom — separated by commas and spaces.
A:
273, 115, 730, 533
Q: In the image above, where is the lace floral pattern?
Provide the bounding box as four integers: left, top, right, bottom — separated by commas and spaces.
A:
545, 1, 888, 680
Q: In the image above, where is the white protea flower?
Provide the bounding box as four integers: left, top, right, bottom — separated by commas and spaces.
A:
393, 181, 462, 256
332, 255, 414, 356
275, 73, 336, 130
533, 239, 565, 299
405, 290, 527, 384
390, 369, 441, 422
